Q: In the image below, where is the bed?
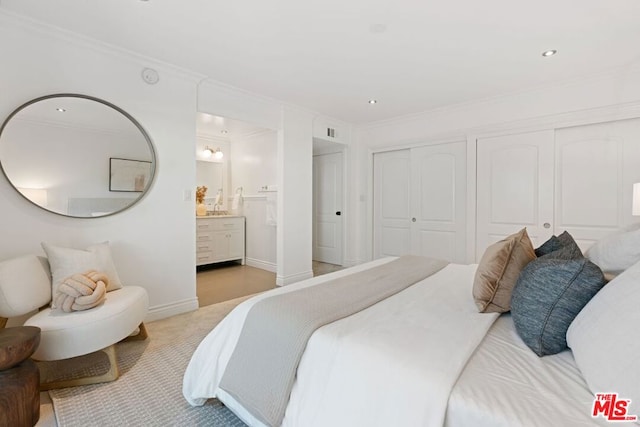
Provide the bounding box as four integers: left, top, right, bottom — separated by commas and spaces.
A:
183, 229, 640, 427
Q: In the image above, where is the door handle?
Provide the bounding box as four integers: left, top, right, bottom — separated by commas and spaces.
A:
336, 211, 341, 216
543, 223, 551, 229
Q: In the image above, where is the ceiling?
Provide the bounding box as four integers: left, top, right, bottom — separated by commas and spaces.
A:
2, 0, 640, 124
196, 112, 270, 140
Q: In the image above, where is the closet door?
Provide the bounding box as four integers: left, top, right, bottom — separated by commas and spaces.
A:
373, 149, 411, 258
373, 142, 467, 262
554, 118, 640, 250
410, 142, 466, 262
476, 130, 555, 259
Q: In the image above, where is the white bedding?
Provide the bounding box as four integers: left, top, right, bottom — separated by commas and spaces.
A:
183, 259, 498, 426
446, 314, 609, 427
184, 258, 608, 426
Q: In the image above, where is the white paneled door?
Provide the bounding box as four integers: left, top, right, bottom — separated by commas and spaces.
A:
373, 142, 467, 262
476, 120, 640, 259
373, 149, 411, 258
476, 130, 555, 259
313, 152, 343, 265
554, 118, 640, 250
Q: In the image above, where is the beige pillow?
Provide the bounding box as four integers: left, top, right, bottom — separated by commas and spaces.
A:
473, 228, 535, 313
41, 241, 123, 299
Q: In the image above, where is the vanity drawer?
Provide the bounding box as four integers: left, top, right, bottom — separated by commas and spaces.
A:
196, 231, 213, 242
196, 251, 214, 266
211, 218, 243, 231
196, 217, 244, 231
196, 241, 214, 253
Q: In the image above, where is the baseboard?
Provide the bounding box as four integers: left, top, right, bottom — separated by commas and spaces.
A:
245, 258, 277, 273
276, 270, 314, 286
145, 297, 199, 322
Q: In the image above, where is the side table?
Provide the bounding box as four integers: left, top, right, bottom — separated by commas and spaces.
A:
0, 326, 41, 427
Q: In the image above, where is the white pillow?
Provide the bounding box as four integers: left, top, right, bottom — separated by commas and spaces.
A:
41, 241, 123, 298
585, 227, 640, 274
567, 259, 640, 410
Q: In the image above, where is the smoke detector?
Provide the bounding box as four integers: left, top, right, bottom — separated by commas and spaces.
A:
141, 68, 159, 85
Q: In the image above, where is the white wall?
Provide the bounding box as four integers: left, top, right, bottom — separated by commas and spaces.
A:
198, 81, 316, 285
351, 66, 640, 265
230, 130, 278, 271
0, 12, 328, 304
0, 13, 200, 320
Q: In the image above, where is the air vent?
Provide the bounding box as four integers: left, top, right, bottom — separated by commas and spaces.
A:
327, 127, 336, 138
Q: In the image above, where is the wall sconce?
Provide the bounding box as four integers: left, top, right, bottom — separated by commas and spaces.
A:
633, 183, 640, 216
202, 146, 223, 160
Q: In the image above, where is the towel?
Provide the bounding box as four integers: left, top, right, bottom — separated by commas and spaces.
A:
266, 193, 277, 226
232, 193, 242, 210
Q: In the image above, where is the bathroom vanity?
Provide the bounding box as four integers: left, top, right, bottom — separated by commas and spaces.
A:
196, 215, 245, 266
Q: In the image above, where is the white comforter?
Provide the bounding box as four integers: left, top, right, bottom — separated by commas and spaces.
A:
183, 259, 498, 427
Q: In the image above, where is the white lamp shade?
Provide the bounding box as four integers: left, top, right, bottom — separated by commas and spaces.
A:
633, 183, 640, 216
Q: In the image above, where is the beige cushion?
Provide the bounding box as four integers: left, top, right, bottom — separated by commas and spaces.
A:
473, 228, 536, 313
0, 255, 52, 318
41, 242, 123, 301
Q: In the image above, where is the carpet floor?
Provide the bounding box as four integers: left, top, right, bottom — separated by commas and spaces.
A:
42, 296, 253, 426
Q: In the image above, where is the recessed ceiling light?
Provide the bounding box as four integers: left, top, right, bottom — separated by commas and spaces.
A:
369, 23, 387, 34
368, 99, 378, 104
221, 130, 228, 135
56, 108, 66, 113
542, 49, 557, 57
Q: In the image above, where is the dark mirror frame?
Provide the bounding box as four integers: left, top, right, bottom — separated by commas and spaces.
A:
0, 93, 157, 218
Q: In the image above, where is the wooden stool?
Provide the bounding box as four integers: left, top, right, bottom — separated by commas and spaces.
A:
0, 326, 41, 427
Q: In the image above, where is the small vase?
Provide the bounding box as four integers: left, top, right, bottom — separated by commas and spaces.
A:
196, 203, 207, 216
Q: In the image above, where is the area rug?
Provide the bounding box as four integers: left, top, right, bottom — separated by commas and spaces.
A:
43, 296, 254, 426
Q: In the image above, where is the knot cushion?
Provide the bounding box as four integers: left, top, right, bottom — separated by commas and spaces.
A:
53, 270, 108, 312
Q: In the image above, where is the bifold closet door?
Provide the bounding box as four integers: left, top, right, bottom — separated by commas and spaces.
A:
373, 142, 467, 262
476, 130, 555, 259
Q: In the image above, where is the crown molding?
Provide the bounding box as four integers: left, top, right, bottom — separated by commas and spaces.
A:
358, 64, 640, 132
0, 9, 206, 83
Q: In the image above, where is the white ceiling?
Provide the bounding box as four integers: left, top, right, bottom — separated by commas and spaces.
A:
196, 112, 269, 140
2, 0, 640, 124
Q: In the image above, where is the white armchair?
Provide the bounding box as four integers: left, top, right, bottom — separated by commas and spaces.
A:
0, 254, 148, 389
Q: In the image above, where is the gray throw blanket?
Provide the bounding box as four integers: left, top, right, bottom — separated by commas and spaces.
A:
219, 255, 449, 426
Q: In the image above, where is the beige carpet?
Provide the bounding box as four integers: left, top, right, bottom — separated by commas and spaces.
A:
42, 295, 254, 426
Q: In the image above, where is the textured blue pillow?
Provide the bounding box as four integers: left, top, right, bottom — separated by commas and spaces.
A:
534, 235, 561, 257
511, 257, 605, 356
535, 231, 582, 259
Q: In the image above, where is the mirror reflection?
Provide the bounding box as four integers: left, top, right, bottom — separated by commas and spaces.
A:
0, 94, 155, 218
196, 160, 223, 211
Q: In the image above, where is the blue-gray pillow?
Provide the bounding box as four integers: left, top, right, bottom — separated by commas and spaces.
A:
534, 235, 561, 257
535, 231, 582, 259
511, 257, 605, 356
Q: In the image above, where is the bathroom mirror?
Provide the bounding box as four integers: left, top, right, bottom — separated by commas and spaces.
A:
196, 160, 224, 209
0, 94, 156, 218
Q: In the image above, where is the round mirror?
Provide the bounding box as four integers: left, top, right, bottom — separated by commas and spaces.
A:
0, 94, 156, 218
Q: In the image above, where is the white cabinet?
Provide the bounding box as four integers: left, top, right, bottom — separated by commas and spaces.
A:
196, 216, 245, 266
373, 141, 467, 263
476, 118, 640, 259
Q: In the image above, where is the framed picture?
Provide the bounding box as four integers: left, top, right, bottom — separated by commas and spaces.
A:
109, 158, 152, 192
